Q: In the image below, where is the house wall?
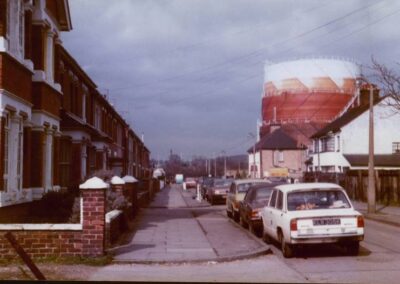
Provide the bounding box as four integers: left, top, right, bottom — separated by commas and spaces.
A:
260, 149, 306, 179
342, 100, 400, 154
0, 0, 151, 208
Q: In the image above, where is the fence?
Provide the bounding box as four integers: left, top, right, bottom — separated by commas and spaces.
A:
304, 170, 400, 204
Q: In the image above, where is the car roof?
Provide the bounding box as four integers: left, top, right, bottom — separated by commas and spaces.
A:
274, 182, 343, 193
233, 179, 269, 185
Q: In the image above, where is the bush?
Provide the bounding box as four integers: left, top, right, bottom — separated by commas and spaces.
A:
32, 190, 75, 223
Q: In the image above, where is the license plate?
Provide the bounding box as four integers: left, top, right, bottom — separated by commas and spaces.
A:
313, 218, 341, 226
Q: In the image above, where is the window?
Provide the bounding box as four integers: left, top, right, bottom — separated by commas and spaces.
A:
276, 191, 283, 210
7, 0, 25, 59
273, 150, 284, 164
393, 142, 400, 154
269, 190, 277, 207
16, 119, 22, 190
336, 135, 340, 152
321, 136, 335, 152
314, 140, 319, 153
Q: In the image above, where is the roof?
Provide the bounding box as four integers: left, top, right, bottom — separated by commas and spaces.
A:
344, 154, 400, 167
233, 179, 270, 185
274, 183, 342, 193
311, 96, 386, 138
248, 128, 303, 153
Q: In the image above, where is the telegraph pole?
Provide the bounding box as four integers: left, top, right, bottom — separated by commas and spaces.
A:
368, 84, 376, 214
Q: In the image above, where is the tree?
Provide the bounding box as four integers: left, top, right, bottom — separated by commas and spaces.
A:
370, 58, 400, 112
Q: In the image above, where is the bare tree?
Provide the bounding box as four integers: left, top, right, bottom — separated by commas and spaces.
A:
370, 57, 400, 112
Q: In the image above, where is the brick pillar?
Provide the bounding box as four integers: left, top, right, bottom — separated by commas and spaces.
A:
123, 175, 139, 215
79, 177, 107, 257
111, 176, 125, 197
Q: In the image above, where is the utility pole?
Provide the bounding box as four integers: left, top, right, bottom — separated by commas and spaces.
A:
368, 84, 376, 214
213, 152, 217, 177
222, 150, 226, 178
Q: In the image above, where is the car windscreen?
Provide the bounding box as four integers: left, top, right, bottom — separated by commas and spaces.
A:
287, 189, 351, 211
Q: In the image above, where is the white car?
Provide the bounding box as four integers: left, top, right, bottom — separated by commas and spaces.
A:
260, 183, 364, 258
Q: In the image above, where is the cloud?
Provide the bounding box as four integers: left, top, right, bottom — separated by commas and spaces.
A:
62, 0, 400, 159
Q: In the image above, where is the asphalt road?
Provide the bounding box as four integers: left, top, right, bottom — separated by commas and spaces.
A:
89, 203, 400, 283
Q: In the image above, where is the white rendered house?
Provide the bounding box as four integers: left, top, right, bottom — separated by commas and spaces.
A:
310, 96, 400, 172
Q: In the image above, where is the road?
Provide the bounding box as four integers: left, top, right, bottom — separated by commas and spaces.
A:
89, 202, 400, 283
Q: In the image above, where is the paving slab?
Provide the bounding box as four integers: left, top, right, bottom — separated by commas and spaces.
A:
108, 185, 270, 263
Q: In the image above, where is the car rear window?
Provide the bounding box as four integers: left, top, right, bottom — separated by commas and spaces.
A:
287, 189, 351, 211
214, 180, 232, 187
237, 182, 269, 193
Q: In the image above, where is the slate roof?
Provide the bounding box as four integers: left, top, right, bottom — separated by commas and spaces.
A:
344, 154, 400, 167
311, 96, 385, 138
247, 128, 304, 153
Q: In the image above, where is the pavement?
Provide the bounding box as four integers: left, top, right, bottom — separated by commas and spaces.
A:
352, 200, 400, 227
107, 184, 270, 264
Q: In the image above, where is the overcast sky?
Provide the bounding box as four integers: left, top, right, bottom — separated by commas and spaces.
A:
62, 0, 400, 160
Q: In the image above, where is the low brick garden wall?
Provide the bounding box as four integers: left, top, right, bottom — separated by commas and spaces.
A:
0, 178, 107, 261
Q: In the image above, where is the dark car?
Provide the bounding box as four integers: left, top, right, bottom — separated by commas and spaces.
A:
239, 183, 283, 237
206, 178, 233, 205
201, 177, 214, 199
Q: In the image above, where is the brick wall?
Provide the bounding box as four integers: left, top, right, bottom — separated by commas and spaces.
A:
0, 179, 107, 260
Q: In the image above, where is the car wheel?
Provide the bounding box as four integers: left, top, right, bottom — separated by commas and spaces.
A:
210, 196, 215, 205
262, 226, 272, 244
250, 222, 261, 237
226, 210, 232, 218
233, 211, 240, 223
346, 241, 360, 256
239, 215, 248, 229
279, 231, 294, 258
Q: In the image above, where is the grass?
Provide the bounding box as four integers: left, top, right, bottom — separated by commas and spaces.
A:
0, 255, 113, 267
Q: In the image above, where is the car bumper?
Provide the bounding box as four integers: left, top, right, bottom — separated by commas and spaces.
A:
290, 234, 364, 244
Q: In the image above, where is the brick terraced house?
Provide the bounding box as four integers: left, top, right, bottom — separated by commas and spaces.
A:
0, 0, 150, 207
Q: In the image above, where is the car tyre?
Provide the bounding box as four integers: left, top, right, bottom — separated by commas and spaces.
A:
262, 226, 272, 244
233, 211, 240, 223
240, 215, 248, 229
250, 222, 261, 237
346, 241, 360, 256
279, 231, 294, 258
226, 210, 232, 218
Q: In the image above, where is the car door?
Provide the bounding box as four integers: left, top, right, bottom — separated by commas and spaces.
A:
242, 189, 254, 223
227, 183, 235, 210
264, 189, 278, 237
270, 190, 284, 240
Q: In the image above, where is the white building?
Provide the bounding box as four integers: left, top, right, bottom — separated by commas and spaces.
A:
310, 95, 400, 172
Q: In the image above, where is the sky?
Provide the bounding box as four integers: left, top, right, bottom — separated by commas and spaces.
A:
61, 0, 400, 160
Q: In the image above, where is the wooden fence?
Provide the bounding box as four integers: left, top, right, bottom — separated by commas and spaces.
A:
304, 170, 400, 204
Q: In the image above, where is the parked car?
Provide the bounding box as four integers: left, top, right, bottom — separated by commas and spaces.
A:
206, 178, 233, 205
261, 183, 364, 258
201, 177, 215, 199
226, 179, 270, 222
239, 183, 284, 237
184, 177, 197, 189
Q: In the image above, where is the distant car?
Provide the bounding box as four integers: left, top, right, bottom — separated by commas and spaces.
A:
206, 178, 233, 205
175, 174, 184, 184
201, 177, 214, 199
226, 179, 271, 222
184, 177, 197, 189
239, 183, 284, 237
261, 183, 364, 258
